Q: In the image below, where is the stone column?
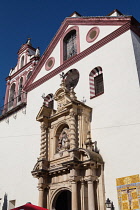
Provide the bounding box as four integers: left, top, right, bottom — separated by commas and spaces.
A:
98, 165, 106, 210
40, 122, 47, 159
87, 179, 95, 210
81, 180, 85, 210
38, 177, 45, 207
71, 180, 78, 210
38, 188, 44, 207
69, 110, 76, 150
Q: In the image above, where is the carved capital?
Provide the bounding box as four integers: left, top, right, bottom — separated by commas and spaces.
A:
37, 183, 46, 191
40, 122, 47, 130
85, 175, 98, 182
70, 110, 76, 118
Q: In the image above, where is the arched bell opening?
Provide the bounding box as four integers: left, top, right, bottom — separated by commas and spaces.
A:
55, 124, 70, 153
9, 83, 16, 109
52, 190, 71, 210
18, 77, 23, 102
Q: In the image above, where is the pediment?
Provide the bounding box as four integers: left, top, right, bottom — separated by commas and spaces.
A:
53, 81, 77, 112
23, 14, 134, 92
36, 105, 52, 122
54, 86, 69, 100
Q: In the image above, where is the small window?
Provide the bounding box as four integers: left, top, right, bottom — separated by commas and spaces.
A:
86, 27, 100, 43
63, 30, 77, 61
89, 67, 104, 98
45, 57, 55, 71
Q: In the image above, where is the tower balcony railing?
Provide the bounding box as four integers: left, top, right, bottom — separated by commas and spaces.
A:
0, 92, 27, 119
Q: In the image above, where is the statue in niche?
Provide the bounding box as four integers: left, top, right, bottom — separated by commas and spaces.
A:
57, 128, 70, 152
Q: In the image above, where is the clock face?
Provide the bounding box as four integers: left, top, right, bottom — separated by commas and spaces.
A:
65, 69, 79, 90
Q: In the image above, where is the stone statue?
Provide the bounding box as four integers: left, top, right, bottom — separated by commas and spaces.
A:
57, 128, 70, 152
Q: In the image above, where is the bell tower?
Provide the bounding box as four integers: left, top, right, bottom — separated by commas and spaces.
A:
32, 78, 105, 210
1, 38, 40, 120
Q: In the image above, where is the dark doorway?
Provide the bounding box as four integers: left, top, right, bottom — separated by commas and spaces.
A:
55, 190, 71, 210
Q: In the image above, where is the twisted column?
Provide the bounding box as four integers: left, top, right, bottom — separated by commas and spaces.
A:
40, 122, 47, 158
69, 110, 76, 149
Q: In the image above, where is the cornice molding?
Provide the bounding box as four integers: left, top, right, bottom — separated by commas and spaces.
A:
6, 57, 40, 81
24, 21, 131, 92
18, 44, 36, 55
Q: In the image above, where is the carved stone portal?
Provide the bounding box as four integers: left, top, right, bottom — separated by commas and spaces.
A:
32, 79, 105, 210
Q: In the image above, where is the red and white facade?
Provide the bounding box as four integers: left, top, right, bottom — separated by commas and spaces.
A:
0, 9, 140, 210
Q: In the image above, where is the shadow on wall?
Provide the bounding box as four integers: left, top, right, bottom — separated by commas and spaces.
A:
2, 193, 8, 210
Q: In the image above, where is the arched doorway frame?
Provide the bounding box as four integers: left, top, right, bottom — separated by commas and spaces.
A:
50, 187, 72, 210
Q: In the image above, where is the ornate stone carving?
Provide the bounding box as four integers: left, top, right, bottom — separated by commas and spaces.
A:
85, 131, 95, 151
69, 110, 77, 149
40, 122, 47, 158
57, 127, 70, 152
32, 79, 105, 209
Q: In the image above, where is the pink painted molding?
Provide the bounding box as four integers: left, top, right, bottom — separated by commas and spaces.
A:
6, 56, 39, 81
23, 16, 133, 90
60, 26, 80, 65
45, 57, 55, 71
18, 44, 36, 55
24, 21, 131, 92
86, 27, 100, 43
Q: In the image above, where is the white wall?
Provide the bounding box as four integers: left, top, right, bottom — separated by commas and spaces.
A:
27, 29, 140, 209
0, 28, 140, 210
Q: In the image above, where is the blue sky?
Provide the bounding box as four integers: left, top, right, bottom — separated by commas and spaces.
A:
0, 0, 140, 106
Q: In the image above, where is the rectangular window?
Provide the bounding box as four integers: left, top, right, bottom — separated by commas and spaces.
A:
94, 74, 104, 95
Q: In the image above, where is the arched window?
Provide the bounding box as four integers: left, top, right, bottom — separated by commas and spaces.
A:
27, 71, 32, 80
63, 30, 77, 61
18, 77, 23, 102
20, 56, 24, 68
9, 83, 16, 109
43, 93, 53, 108
89, 67, 104, 98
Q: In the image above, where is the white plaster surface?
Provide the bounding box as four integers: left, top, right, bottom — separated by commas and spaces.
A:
34, 43, 60, 82
0, 28, 140, 210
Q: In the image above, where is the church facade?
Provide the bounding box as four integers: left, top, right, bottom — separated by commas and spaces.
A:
1, 9, 140, 210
